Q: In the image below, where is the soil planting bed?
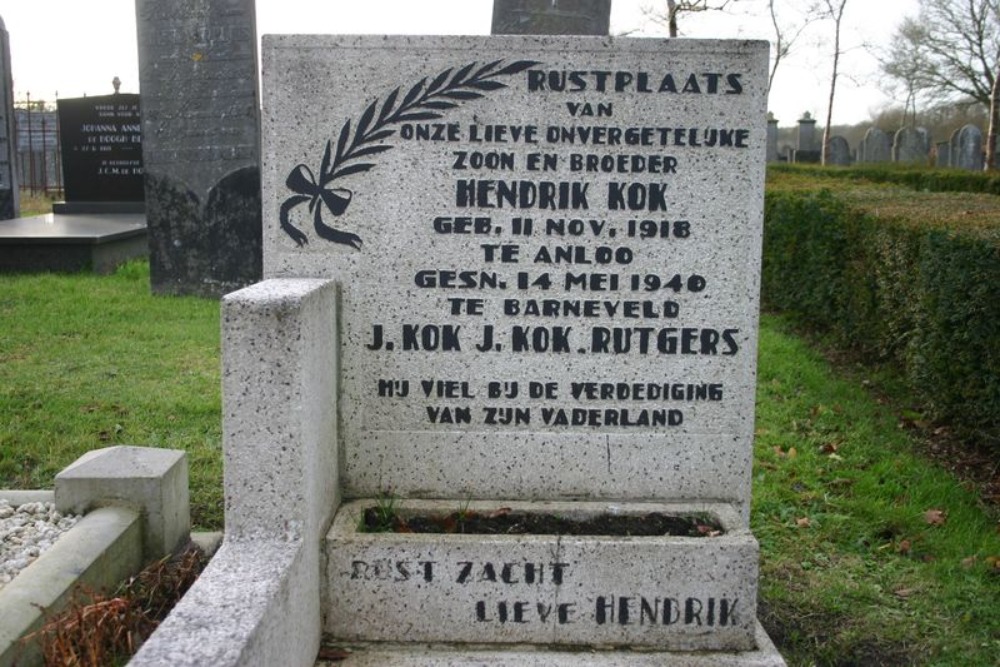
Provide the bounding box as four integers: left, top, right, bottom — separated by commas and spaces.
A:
362, 508, 723, 537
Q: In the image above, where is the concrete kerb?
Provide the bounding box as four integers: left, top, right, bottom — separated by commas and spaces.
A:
130, 278, 340, 667
317, 622, 785, 666
0, 505, 143, 667
1, 448, 192, 665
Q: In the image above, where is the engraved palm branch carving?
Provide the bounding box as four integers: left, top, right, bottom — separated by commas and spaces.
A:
280, 59, 540, 249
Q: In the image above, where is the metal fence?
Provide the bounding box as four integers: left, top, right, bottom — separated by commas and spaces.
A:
14, 97, 62, 197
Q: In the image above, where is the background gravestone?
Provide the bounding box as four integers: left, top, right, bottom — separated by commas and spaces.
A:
134, 0, 262, 296
859, 127, 890, 163
893, 126, 926, 164
794, 112, 819, 163
55, 94, 144, 213
827, 135, 850, 165
0, 16, 17, 220
955, 124, 983, 171
936, 140, 951, 167
492, 0, 611, 35
766, 112, 778, 162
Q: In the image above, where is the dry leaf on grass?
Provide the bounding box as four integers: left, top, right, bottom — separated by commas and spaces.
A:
924, 509, 947, 526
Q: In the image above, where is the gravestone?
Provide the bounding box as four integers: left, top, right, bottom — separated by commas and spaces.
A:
54, 94, 144, 213
827, 135, 850, 165
492, 0, 612, 35
858, 127, 890, 163
0, 16, 17, 220
935, 141, 951, 167
259, 35, 783, 663
796, 112, 817, 151
134, 0, 262, 296
893, 126, 926, 164
766, 112, 778, 162
793, 112, 819, 163
955, 124, 983, 170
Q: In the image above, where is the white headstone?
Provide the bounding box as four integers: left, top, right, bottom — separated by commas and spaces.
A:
955, 124, 983, 171
263, 36, 768, 517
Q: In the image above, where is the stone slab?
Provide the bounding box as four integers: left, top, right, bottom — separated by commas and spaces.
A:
262, 36, 768, 516
317, 621, 785, 665
326, 500, 758, 651
0, 212, 145, 241
0, 213, 147, 274
52, 201, 145, 214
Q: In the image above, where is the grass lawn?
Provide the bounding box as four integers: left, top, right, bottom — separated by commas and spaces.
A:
1, 261, 997, 665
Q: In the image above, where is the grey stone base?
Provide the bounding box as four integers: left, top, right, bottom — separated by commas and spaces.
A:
327, 500, 760, 651
0, 213, 147, 274
52, 201, 145, 215
317, 622, 786, 665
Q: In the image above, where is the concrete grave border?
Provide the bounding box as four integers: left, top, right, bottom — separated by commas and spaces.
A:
0, 446, 191, 667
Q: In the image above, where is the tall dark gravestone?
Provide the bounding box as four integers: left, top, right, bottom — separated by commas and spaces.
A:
134, 0, 262, 296
0, 16, 18, 220
55, 94, 144, 213
492, 0, 612, 35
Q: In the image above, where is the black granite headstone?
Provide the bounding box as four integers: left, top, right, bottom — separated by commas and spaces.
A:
57, 94, 144, 204
0, 16, 18, 220
491, 0, 612, 35
134, 0, 262, 297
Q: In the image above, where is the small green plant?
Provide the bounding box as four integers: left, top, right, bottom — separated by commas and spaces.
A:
359, 489, 401, 533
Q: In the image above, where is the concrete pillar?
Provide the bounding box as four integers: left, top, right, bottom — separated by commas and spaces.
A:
797, 112, 817, 152
492, 0, 611, 35
766, 112, 779, 163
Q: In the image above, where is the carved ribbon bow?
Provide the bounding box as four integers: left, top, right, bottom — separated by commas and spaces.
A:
279, 153, 362, 250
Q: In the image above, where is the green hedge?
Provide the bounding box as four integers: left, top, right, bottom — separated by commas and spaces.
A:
768, 163, 1000, 196
762, 188, 1000, 447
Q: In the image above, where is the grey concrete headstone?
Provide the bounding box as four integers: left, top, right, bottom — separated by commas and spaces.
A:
859, 127, 890, 163
766, 114, 778, 162
492, 0, 611, 35
893, 126, 927, 164
827, 135, 850, 166
797, 112, 817, 152
135, 0, 262, 296
955, 124, 983, 171
0, 16, 18, 220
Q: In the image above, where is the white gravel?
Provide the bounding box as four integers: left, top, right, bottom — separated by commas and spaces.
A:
0, 499, 80, 589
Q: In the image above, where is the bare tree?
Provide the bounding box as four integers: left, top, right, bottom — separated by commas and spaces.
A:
765, 0, 817, 97
880, 21, 933, 128
820, 0, 848, 165
881, 0, 1000, 168
643, 0, 738, 37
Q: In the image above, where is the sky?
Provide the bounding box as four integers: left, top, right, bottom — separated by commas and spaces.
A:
0, 0, 919, 127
